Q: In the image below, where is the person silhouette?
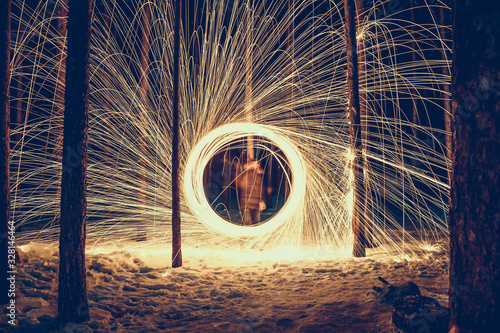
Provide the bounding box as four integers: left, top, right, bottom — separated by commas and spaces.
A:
235, 158, 266, 225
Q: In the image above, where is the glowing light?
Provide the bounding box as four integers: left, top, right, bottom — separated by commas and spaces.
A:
184, 123, 306, 237
10, 0, 451, 257
346, 150, 356, 163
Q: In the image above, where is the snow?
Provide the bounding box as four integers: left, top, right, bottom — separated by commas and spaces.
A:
1, 242, 449, 332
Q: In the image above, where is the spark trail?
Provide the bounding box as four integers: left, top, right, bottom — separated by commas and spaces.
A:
10, 0, 451, 257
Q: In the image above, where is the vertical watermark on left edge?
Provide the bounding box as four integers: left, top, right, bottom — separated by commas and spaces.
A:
6, 219, 17, 325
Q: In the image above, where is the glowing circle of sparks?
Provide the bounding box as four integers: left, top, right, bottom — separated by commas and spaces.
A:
184, 123, 306, 237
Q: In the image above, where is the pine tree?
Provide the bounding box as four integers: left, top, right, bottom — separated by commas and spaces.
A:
345, 0, 366, 257
0, 0, 11, 307
449, 0, 500, 331
171, 0, 182, 268
58, 0, 93, 322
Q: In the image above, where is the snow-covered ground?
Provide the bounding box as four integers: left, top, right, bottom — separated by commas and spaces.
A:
1, 242, 449, 332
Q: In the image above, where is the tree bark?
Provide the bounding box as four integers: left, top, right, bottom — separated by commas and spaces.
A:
102, 2, 115, 115
55, 0, 67, 153
345, 0, 366, 257
171, 0, 182, 268
51, 0, 68, 228
139, 4, 151, 98
440, 5, 452, 185
449, 0, 500, 331
410, 0, 419, 142
0, 0, 11, 306
15, 60, 22, 144
101, 1, 114, 223
284, 0, 294, 199
58, 0, 93, 322
246, 0, 254, 162
138, 2, 151, 241
356, 0, 373, 248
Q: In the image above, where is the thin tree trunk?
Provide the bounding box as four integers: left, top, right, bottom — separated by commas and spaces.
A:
138, 2, 151, 241
440, 5, 452, 185
171, 0, 182, 268
408, 0, 423, 240
245, 0, 254, 162
58, 0, 93, 322
356, 0, 372, 248
284, 0, 294, 199
0, 0, 11, 306
449, 0, 500, 331
287, 0, 294, 113
52, 0, 68, 228
345, 0, 366, 257
102, 1, 114, 224
190, 0, 200, 79
13, 9, 23, 143
410, 0, 419, 142
55, 1, 67, 155
15, 63, 22, 144
102, 2, 114, 114
140, 3, 151, 86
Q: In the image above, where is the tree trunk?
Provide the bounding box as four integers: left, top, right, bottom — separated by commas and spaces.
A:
345, 0, 366, 257
355, 0, 373, 248
51, 0, 68, 228
449, 0, 500, 331
171, 0, 182, 268
55, 0, 67, 154
138, 2, 151, 241
440, 5, 452, 185
284, 0, 294, 199
13, 12, 23, 144
0, 0, 11, 306
245, 0, 254, 162
139, 4, 150, 98
15, 60, 22, 144
102, 3, 115, 115
410, 0, 419, 142
101, 1, 114, 223
58, 0, 93, 322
